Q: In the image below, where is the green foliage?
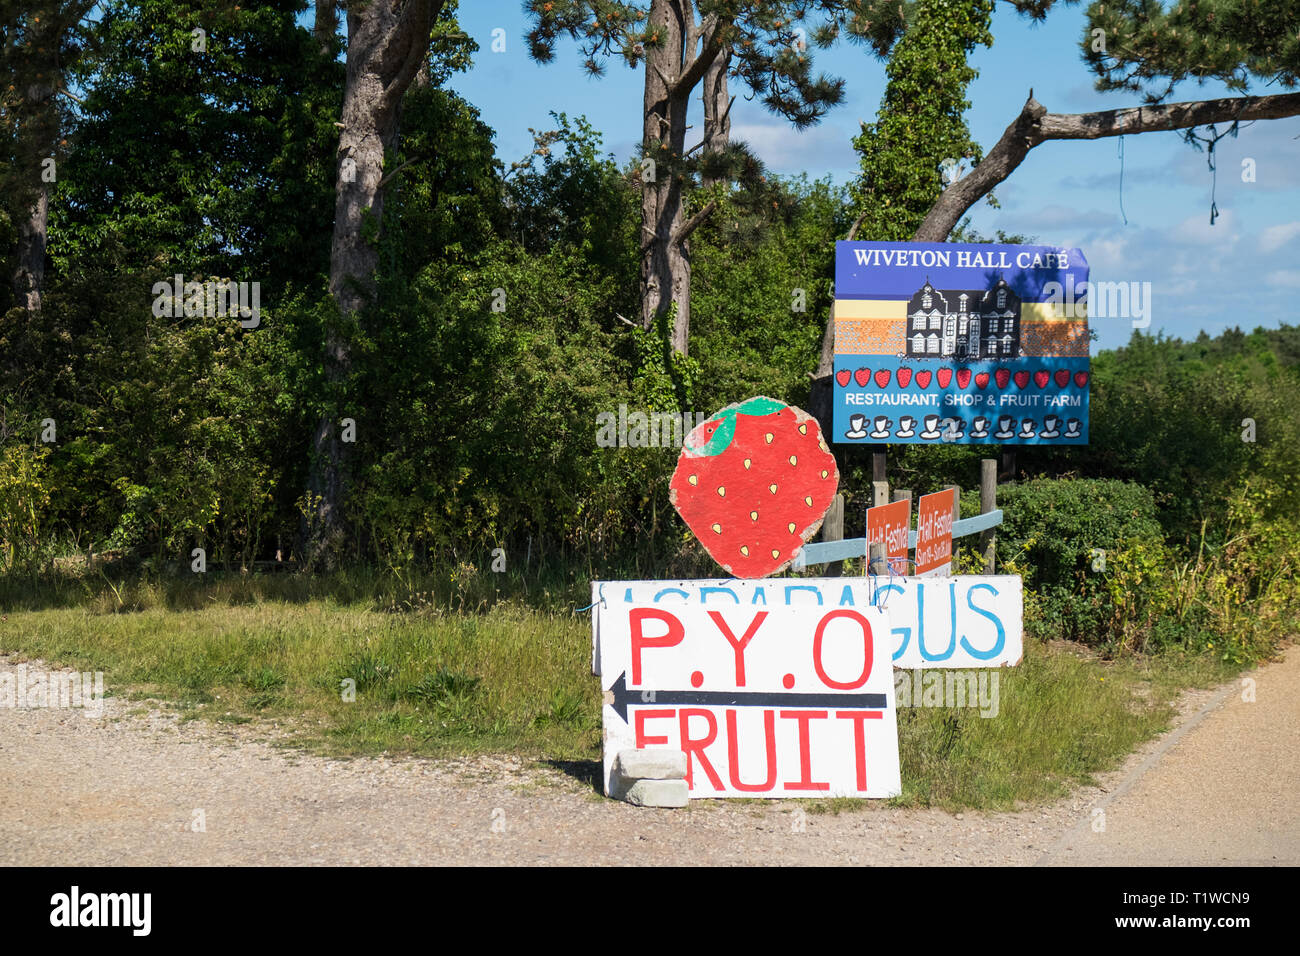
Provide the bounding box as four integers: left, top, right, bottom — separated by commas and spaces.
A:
53, 0, 342, 292
631, 302, 700, 410
691, 175, 847, 408
0, 441, 54, 571
378, 75, 503, 282
0, 0, 1294, 683
525, 2, 859, 124
850, 0, 994, 241
997, 477, 1164, 644
504, 112, 634, 277
997, 473, 1299, 660
1, 266, 300, 568
1083, 0, 1300, 100
1022, 326, 1300, 544
348, 237, 632, 562
1140, 481, 1300, 664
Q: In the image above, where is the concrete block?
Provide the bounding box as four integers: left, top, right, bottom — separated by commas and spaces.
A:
615, 748, 688, 781
623, 778, 689, 808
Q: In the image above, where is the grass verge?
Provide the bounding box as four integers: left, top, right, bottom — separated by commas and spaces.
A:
0, 574, 1255, 811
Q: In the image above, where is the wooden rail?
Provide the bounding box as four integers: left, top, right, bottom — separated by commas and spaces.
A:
793, 457, 1003, 572
792, 509, 1003, 570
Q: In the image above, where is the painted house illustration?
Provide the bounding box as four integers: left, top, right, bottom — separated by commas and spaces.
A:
905, 278, 1021, 360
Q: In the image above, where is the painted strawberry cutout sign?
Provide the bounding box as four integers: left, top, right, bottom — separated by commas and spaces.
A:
670, 397, 839, 579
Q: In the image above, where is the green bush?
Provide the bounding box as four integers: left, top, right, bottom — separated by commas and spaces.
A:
997, 477, 1165, 645
1021, 327, 1300, 545
1150, 481, 1300, 664
0, 442, 55, 572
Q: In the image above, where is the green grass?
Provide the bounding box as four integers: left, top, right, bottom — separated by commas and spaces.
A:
0, 593, 602, 762
0, 571, 1250, 811
881, 644, 1238, 810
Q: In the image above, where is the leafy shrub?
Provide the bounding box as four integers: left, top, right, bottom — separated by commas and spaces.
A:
1146, 482, 1300, 663
1021, 327, 1300, 544
0, 443, 55, 572
997, 477, 1164, 645
998, 476, 1298, 662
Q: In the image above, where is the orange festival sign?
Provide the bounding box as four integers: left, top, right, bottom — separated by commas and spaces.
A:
866, 498, 911, 574
914, 489, 957, 576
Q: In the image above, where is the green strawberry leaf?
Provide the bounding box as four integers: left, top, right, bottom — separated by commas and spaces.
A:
734, 396, 785, 416
683, 396, 787, 458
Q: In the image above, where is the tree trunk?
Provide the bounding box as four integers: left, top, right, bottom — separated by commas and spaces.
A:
314, 0, 339, 56
701, 43, 731, 188
638, 0, 726, 357
9, 7, 61, 313
304, 0, 443, 565
12, 185, 47, 311
640, 0, 690, 352
811, 89, 1300, 434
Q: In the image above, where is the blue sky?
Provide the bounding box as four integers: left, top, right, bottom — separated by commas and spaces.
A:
449, 2, 1299, 353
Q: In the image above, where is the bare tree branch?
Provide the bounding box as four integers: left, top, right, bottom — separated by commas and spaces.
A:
670, 16, 729, 101
914, 90, 1300, 242
672, 196, 719, 246
810, 87, 1300, 434
845, 208, 867, 242
376, 155, 424, 189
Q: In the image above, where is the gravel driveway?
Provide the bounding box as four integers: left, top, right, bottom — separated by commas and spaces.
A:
2, 648, 1295, 866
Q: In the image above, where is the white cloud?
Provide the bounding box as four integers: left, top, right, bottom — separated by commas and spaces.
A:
1007, 204, 1121, 232
1080, 236, 1130, 273
730, 119, 858, 177
1171, 116, 1300, 193
1165, 208, 1240, 251
1258, 221, 1300, 253
1264, 269, 1300, 288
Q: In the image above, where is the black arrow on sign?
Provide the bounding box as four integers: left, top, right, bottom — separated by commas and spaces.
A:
605, 671, 887, 723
